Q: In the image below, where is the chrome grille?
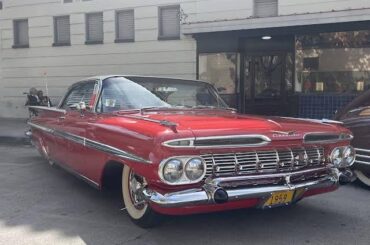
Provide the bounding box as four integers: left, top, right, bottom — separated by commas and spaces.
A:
202, 147, 324, 177
355, 148, 370, 165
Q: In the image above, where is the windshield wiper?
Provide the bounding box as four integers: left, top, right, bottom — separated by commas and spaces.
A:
140, 106, 173, 114
191, 105, 236, 111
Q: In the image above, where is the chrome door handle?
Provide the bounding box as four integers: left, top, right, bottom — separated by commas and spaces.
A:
59, 116, 65, 120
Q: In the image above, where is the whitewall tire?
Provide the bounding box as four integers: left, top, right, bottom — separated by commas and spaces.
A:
122, 166, 163, 228
354, 170, 370, 187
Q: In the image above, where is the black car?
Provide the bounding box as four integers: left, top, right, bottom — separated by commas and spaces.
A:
335, 90, 370, 187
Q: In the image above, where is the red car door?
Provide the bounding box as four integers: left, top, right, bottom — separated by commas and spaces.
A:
56, 80, 99, 174
30, 109, 66, 165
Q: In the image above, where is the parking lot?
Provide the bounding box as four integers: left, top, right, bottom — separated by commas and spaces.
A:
0, 145, 369, 245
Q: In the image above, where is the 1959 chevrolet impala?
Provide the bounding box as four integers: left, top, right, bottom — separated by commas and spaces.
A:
29, 75, 356, 227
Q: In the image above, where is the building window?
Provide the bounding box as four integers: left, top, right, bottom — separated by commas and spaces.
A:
63, 0, 73, 3
158, 5, 180, 40
13, 19, 29, 48
86, 12, 103, 44
254, 0, 278, 17
115, 10, 135, 43
53, 16, 70, 46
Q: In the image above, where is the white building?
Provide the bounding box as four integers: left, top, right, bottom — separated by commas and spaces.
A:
1, 0, 370, 118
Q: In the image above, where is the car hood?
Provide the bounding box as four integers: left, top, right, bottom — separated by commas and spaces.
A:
140, 111, 343, 141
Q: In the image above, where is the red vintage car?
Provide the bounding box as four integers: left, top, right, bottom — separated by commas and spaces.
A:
29, 76, 356, 227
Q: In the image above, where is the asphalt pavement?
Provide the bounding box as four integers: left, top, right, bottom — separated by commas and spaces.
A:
0, 145, 369, 245
0, 118, 30, 145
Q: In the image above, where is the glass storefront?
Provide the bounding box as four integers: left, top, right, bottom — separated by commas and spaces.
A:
295, 30, 370, 118
197, 29, 370, 118
295, 30, 370, 94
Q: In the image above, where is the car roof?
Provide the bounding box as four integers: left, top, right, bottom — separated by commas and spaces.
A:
83, 75, 212, 85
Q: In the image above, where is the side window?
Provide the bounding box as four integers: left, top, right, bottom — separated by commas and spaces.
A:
61, 82, 96, 109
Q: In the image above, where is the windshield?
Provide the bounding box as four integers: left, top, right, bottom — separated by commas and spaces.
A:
97, 76, 228, 113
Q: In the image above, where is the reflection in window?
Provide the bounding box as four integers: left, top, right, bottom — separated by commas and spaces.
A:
199, 53, 239, 108
285, 53, 294, 93
296, 30, 370, 94
61, 82, 95, 109
254, 55, 282, 98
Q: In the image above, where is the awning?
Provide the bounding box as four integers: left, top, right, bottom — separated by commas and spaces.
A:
182, 8, 370, 35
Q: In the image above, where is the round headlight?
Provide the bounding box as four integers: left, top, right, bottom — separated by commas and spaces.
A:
343, 146, 355, 166
185, 158, 205, 181
162, 159, 183, 183
331, 147, 343, 167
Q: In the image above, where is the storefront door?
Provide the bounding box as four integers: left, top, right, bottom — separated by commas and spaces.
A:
244, 53, 292, 116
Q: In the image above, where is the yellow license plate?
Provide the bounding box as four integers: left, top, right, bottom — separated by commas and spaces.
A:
263, 191, 295, 207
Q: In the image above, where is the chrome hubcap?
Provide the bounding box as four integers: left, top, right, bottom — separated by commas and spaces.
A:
128, 170, 147, 210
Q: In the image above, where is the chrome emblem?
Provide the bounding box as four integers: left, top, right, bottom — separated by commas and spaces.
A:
271, 130, 301, 138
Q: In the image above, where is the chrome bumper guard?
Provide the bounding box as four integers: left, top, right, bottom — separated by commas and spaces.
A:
143, 166, 342, 208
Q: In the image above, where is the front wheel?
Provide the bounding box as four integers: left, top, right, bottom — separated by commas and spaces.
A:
354, 169, 370, 188
122, 166, 163, 228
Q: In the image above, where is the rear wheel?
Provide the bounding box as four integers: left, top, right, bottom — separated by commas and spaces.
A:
122, 166, 163, 228
354, 170, 370, 188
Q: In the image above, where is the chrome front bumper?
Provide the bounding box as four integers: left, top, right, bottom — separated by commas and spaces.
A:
143, 167, 343, 208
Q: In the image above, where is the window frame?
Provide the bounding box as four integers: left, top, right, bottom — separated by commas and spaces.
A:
158, 5, 181, 41
85, 12, 104, 45
115, 9, 135, 43
53, 15, 71, 47
13, 19, 29, 49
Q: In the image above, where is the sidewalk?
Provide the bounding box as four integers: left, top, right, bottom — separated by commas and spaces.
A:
0, 118, 31, 145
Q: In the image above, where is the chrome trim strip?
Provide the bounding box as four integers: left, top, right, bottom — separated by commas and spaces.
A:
355, 160, 370, 166
320, 119, 344, 124
121, 115, 177, 130
281, 117, 343, 125
162, 134, 271, 149
28, 122, 54, 134
28, 122, 151, 164
356, 154, 370, 159
28, 106, 66, 114
303, 132, 353, 144
355, 148, 370, 153
162, 138, 195, 148
354, 148, 370, 166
